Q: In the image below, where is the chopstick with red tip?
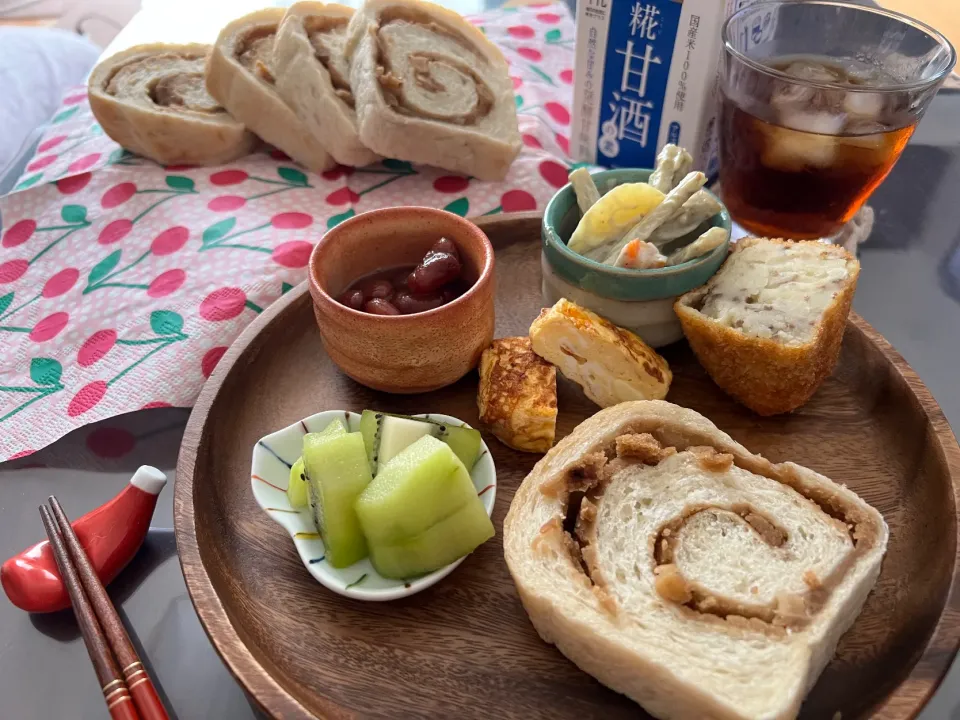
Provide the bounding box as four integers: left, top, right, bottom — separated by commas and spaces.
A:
47, 496, 170, 720
39, 505, 141, 720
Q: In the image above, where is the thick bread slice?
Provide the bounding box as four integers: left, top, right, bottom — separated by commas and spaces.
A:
273, 2, 380, 167
88, 43, 257, 166
504, 401, 887, 720
206, 8, 335, 172
675, 238, 859, 416
344, 0, 521, 180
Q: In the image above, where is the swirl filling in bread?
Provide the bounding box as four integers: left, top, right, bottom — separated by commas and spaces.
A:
538, 428, 879, 634
272, 3, 378, 168
373, 8, 495, 124
206, 8, 335, 172
88, 43, 257, 166
237, 27, 277, 84
106, 53, 222, 113
305, 16, 354, 107
344, 0, 520, 180
505, 401, 887, 719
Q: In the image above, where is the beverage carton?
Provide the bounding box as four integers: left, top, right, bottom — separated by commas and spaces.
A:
571, 0, 774, 177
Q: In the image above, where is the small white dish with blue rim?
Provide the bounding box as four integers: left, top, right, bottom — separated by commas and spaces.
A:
251, 409, 496, 601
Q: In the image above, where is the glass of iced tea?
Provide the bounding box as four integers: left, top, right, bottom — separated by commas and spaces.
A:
719, 1, 955, 239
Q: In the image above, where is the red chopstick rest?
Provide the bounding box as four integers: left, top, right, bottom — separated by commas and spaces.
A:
1, 466, 166, 613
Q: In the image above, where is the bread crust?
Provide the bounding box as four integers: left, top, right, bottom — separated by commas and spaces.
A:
273, 2, 380, 167
344, 0, 521, 180
503, 401, 888, 720
88, 43, 257, 166
206, 8, 335, 172
675, 238, 859, 416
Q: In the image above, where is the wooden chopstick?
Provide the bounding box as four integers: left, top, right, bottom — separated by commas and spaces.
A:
39, 506, 141, 720
48, 496, 170, 720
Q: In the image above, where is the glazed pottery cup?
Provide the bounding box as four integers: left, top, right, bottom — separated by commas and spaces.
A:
542, 168, 731, 347
308, 207, 495, 393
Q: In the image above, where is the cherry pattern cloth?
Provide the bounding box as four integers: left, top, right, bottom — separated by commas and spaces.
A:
0, 4, 582, 461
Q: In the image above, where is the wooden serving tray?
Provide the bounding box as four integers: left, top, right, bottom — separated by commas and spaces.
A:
175, 213, 960, 719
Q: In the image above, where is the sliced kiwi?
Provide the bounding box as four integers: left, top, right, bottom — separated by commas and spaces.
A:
354, 435, 494, 578
432, 422, 482, 471
287, 457, 308, 508
359, 409, 483, 475
286, 419, 348, 509
304, 428, 372, 568
358, 409, 381, 475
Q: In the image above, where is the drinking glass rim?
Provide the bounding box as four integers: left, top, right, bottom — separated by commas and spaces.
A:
722, 0, 957, 94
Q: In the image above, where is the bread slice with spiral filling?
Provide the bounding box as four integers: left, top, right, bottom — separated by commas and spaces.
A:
88, 44, 257, 166
344, 0, 521, 180
504, 401, 887, 720
273, 2, 380, 167
206, 8, 335, 172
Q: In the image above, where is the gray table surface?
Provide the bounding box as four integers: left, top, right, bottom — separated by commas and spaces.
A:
1, 89, 958, 720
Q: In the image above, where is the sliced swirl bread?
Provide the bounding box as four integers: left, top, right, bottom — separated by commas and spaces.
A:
675, 238, 859, 416
206, 8, 335, 172
344, 0, 521, 180
504, 401, 887, 720
89, 44, 257, 166
273, 2, 380, 167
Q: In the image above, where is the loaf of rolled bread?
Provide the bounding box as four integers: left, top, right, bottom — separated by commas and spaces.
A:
273, 2, 380, 167
206, 8, 335, 172
344, 0, 521, 180
88, 44, 257, 166
504, 401, 888, 720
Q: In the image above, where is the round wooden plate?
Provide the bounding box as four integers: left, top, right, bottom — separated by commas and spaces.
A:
175, 213, 960, 720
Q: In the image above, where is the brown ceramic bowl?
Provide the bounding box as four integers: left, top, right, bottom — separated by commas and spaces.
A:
308, 207, 495, 393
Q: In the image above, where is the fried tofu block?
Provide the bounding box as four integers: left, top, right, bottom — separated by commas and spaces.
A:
529, 299, 671, 408
478, 337, 557, 453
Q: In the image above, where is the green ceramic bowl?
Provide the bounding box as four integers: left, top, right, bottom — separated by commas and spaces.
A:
542, 168, 731, 300
541, 168, 731, 347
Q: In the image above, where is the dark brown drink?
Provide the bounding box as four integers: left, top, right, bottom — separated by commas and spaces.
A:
719, 55, 917, 239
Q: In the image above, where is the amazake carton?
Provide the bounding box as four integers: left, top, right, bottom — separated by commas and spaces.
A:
571, 0, 774, 177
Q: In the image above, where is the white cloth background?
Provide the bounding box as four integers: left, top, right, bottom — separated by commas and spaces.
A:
0, 27, 99, 178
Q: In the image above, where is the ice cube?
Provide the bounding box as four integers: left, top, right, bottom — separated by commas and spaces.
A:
782, 59, 842, 84
771, 82, 816, 112
844, 63, 887, 86
761, 124, 839, 171
845, 119, 887, 135
779, 110, 846, 136
843, 92, 885, 117
842, 119, 891, 150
